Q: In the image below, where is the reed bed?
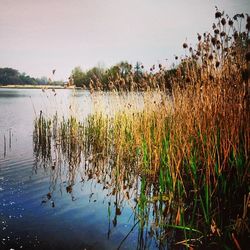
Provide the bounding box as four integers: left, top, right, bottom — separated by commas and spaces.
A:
33, 10, 249, 249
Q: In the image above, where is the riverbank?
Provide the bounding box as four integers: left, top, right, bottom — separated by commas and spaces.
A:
0, 84, 78, 89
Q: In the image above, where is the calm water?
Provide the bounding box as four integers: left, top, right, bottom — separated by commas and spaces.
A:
0, 89, 164, 250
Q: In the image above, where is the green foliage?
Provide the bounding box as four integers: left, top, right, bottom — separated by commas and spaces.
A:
0, 67, 50, 85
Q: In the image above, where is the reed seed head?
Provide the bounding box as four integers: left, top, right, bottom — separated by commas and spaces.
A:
208, 54, 213, 61
183, 43, 188, 49
214, 29, 220, 35
246, 23, 250, 31
221, 18, 226, 26
220, 31, 226, 37
233, 31, 238, 40
245, 52, 250, 62
215, 11, 222, 18
211, 37, 216, 46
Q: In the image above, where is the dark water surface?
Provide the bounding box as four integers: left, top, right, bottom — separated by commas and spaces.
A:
0, 89, 162, 250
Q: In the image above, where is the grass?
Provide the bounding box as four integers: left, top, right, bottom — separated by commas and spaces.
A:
33, 10, 250, 249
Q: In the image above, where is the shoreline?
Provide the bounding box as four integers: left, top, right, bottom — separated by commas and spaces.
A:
0, 85, 79, 89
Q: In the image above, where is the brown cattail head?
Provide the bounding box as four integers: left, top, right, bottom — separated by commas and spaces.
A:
220, 31, 226, 37
186, 77, 191, 83
242, 69, 249, 81
175, 56, 178, 60
233, 31, 238, 40
211, 37, 216, 46
209, 74, 214, 81
245, 52, 250, 62
159, 64, 162, 69
228, 19, 233, 26
183, 43, 188, 49
216, 61, 220, 68
246, 23, 250, 31
197, 34, 202, 41
247, 15, 250, 24
208, 54, 213, 61
221, 18, 226, 26
215, 11, 222, 18
214, 29, 220, 35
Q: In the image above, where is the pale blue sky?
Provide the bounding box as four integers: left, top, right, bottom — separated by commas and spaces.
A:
0, 0, 249, 80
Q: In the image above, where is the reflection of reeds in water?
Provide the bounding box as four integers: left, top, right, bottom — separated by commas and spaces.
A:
33, 11, 250, 249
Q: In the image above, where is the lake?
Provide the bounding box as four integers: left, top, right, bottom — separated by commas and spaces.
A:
0, 89, 166, 250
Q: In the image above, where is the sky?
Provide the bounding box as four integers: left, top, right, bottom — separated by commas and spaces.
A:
0, 0, 249, 81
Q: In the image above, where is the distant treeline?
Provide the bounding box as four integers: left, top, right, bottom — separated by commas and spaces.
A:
0, 68, 62, 85
71, 61, 178, 92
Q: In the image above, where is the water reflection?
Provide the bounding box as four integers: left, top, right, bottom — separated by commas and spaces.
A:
1, 89, 175, 249
33, 114, 181, 250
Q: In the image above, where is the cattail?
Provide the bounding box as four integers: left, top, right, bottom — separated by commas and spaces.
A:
211, 37, 216, 46
141, 65, 144, 69
245, 52, 250, 62
220, 31, 226, 37
247, 15, 250, 24
175, 56, 178, 60
209, 74, 214, 81
215, 11, 222, 18
214, 29, 220, 35
197, 34, 202, 41
228, 19, 233, 26
183, 43, 188, 49
246, 23, 250, 31
233, 31, 238, 40
221, 18, 226, 26
159, 64, 162, 69
242, 32, 247, 39
196, 51, 201, 57
216, 61, 220, 68
208, 54, 213, 61
242, 69, 249, 81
